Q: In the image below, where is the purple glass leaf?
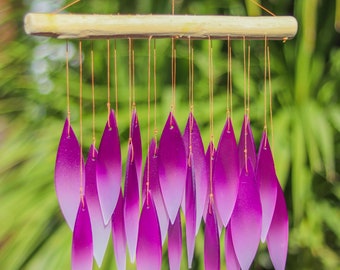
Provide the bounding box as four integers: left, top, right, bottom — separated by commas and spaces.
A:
204, 202, 220, 270
55, 119, 84, 230
124, 143, 140, 263
72, 198, 93, 270
266, 184, 289, 270
130, 108, 142, 190
168, 210, 182, 270
97, 110, 122, 225
213, 117, 239, 226
158, 112, 187, 224
225, 224, 240, 270
256, 132, 278, 242
136, 191, 162, 270
203, 142, 215, 222
85, 145, 111, 267
183, 112, 208, 234
112, 189, 126, 270
142, 139, 169, 244
185, 153, 196, 268
238, 115, 256, 172
230, 161, 262, 270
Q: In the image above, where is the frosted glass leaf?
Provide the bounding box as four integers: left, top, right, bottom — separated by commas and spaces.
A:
85, 145, 111, 267
213, 117, 239, 226
158, 112, 186, 224
124, 143, 140, 263
142, 139, 169, 243
203, 142, 215, 222
225, 224, 240, 270
130, 108, 142, 190
136, 191, 162, 270
168, 210, 182, 270
183, 112, 208, 234
72, 198, 93, 270
230, 161, 262, 270
55, 119, 84, 230
204, 204, 220, 270
185, 153, 196, 268
97, 110, 122, 225
238, 115, 256, 172
112, 189, 126, 270
266, 184, 289, 270
256, 132, 278, 242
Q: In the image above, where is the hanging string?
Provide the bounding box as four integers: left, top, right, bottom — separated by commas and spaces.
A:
188, 37, 194, 166
248, 0, 276, 16
263, 36, 268, 137
153, 39, 158, 152
208, 37, 214, 211
66, 41, 71, 136
91, 42, 96, 157
107, 40, 111, 128
128, 38, 133, 137
114, 40, 118, 124
54, 0, 80, 13
226, 36, 233, 129
171, 37, 176, 124
146, 36, 152, 207
243, 36, 248, 174
79, 40, 84, 206
247, 43, 251, 119
267, 45, 274, 152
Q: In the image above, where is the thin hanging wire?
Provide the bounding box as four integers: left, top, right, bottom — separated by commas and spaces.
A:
226, 36, 233, 129
79, 40, 84, 206
66, 41, 71, 136
247, 43, 251, 119
188, 37, 194, 166
263, 36, 268, 136
146, 36, 152, 207
243, 37, 248, 174
107, 39, 111, 128
91, 42, 96, 156
208, 37, 214, 210
153, 39, 158, 151
267, 45, 274, 152
114, 40, 119, 124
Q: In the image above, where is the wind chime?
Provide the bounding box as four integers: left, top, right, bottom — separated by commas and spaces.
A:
24, 1, 297, 270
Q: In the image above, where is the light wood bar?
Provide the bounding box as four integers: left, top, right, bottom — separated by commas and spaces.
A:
24, 13, 298, 40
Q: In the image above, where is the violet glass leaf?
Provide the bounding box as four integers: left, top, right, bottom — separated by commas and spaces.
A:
256, 132, 278, 242
112, 189, 126, 270
142, 139, 169, 244
168, 210, 182, 270
55, 119, 84, 230
158, 112, 186, 224
85, 145, 111, 267
230, 161, 262, 270
203, 142, 215, 223
185, 153, 196, 268
266, 184, 289, 270
130, 108, 142, 190
213, 117, 239, 226
97, 110, 122, 225
136, 191, 162, 270
183, 112, 208, 234
238, 115, 256, 172
225, 224, 240, 270
72, 198, 93, 270
204, 203, 220, 270
124, 143, 140, 263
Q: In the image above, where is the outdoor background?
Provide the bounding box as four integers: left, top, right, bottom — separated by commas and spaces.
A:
0, 0, 339, 269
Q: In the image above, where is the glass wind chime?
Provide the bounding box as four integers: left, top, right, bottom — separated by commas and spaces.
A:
24, 4, 297, 270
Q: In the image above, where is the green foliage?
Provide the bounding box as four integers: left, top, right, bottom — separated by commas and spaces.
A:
0, 0, 339, 269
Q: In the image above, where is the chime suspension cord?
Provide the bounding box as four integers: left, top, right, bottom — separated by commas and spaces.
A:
66, 41, 71, 136
91, 41, 96, 156
153, 39, 158, 151
267, 45, 274, 152
226, 36, 233, 127
146, 36, 152, 207
114, 40, 118, 124
79, 40, 84, 205
208, 37, 214, 210
188, 37, 194, 166
107, 40, 111, 128
243, 37, 249, 174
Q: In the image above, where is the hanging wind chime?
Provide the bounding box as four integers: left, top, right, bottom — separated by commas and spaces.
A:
24, 1, 297, 269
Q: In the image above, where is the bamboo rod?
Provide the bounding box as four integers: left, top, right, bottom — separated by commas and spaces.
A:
24, 14, 297, 40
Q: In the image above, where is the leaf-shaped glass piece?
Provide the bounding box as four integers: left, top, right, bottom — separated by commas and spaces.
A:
256, 132, 278, 242
72, 198, 93, 270
213, 117, 239, 226
158, 112, 186, 224
185, 153, 196, 268
266, 184, 289, 270
238, 115, 256, 172
124, 142, 140, 263
85, 145, 111, 267
97, 110, 122, 225
168, 210, 182, 270
225, 224, 240, 270
55, 119, 84, 230
142, 139, 169, 244
112, 189, 126, 270
136, 191, 162, 270
183, 112, 208, 234
204, 203, 220, 270
130, 108, 142, 190
230, 161, 262, 270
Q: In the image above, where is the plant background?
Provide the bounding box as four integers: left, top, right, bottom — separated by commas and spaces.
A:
0, 0, 339, 269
